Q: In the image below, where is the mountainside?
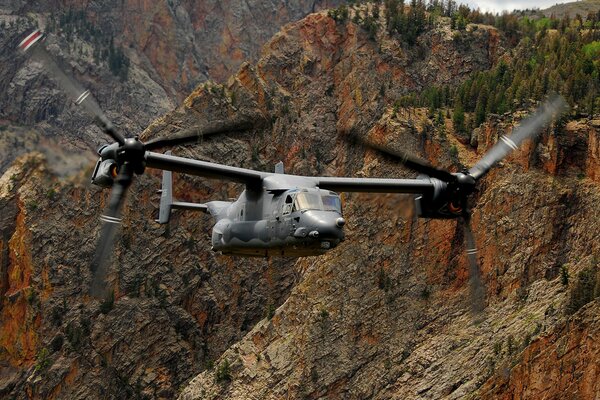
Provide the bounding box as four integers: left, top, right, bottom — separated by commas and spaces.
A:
0, 0, 345, 173
166, 10, 600, 400
543, 0, 600, 17
2, 2, 600, 400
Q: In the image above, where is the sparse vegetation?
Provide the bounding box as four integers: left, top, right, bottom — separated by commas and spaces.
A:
506, 334, 515, 355
390, 7, 600, 130
319, 307, 330, 319
522, 332, 532, 349
560, 264, 569, 286
328, 5, 349, 22
215, 359, 232, 383
449, 144, 458, 158
266, 303, 276, 320
34, 347, 50, 372
493, 341, 502, 356
385, 0, 429, 45
48, 8, 130, 79
46, 188, 57, 200
99, 290, 115, 314
566, 260, 600, 315
26, 289, 39, 307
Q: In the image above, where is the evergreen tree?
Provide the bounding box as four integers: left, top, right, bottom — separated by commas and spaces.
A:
453, 101, 466, 134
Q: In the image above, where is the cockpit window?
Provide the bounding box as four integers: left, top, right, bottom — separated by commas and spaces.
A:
294, 192, 323, 211
322, 195, 342, 213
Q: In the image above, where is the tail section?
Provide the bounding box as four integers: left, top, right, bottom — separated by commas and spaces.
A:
156, 152, 208, 224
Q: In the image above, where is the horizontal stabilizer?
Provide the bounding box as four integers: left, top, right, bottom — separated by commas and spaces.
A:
171, 202, 208, 212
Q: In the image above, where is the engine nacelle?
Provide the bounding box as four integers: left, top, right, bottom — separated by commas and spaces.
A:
414, 175, 460, 219
91, 158, 118, 188
414, 172, 476, 219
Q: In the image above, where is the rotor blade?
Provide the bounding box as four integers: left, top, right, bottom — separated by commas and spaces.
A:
468, 95, 567, 180
89, 163, 134, 298
19, 30, 125, 145
143, 120, 254, 151
348, 133, 457, 182
463, 213, 485, 313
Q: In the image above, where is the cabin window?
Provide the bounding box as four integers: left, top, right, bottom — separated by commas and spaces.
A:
283, 195, 294, 215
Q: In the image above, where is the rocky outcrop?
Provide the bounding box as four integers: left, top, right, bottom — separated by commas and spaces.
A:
480, 299, 600, 399
2, 4, 600, 400
0, 149, 299, 398
0, 0, 346, 167
170, 11, 600, 400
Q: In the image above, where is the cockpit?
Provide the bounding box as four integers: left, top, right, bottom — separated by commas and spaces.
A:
282, 189, 342, 215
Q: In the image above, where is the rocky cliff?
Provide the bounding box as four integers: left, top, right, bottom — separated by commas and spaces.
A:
0, 0, 345, 173
167, 10, 599, 400
1, 1, 345, 398
1, 3, 600, 400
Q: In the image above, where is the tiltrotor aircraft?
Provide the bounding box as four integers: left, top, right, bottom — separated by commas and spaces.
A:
19, 30, 567, 308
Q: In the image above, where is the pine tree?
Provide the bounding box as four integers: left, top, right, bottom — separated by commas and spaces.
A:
453, 101, 466, 134
475, 85, 488, 126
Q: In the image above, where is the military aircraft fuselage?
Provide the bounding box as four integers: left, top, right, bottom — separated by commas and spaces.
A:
206, 175, 345, 257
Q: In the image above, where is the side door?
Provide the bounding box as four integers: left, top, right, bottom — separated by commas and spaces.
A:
278, 194, 294, 239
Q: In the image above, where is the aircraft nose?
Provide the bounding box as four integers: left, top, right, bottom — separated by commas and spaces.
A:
303, 211, 345, 241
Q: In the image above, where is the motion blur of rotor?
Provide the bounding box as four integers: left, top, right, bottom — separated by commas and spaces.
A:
352, 95, 567, 313
19, 30, 254, 298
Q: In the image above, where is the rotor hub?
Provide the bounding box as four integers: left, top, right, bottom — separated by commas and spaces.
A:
113, 137, 146, 175
453, 172, 476, 195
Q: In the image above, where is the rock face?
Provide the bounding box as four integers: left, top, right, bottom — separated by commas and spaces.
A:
0, 3, 355, 398
1, 4, 600, 400
0, 0, 345, 166
0, 151, 299, 398
167, 11, 599, 400
480, 300, 600, 399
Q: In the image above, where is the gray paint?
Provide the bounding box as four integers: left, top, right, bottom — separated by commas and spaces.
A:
147, 152, 431, 257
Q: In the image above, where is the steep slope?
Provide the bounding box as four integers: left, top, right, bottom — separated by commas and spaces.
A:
0, 0, 346, 172
0, 7, 507, 399
543, 0, 600, 17
0, 152, 299, 399
168, 11, 600, 400
2, 4, 600, 400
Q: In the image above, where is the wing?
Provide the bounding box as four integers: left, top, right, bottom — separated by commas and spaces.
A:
317, 177, 435, 194
146, 152, 436, 195
145, 151, 265, 187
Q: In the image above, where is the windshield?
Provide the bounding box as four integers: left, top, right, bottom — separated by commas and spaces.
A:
294, 192, 323, 211
322, 195, 342, 213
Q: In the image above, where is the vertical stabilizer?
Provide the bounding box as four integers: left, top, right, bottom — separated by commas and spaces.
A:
275, 161, 284, 174
156, 151, 209, 224
157, 152, 174, 224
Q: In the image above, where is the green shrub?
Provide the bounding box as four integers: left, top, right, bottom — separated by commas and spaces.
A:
215, 359, 231, 383
35, 347, 50, 372
566, 266, 598, 315
99, 290, 115, 314
449, 145, 459, 158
